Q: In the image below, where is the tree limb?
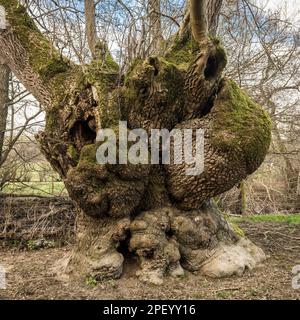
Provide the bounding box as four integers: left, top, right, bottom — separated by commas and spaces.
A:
190, 0, 208, 43
0, 0, 71, 108
207, 0, 222, 36
85, 0, 97, 59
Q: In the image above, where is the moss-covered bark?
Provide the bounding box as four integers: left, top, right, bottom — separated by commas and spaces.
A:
1, 0, 70, 83
44, 35, 270, 282
0, 1, 272, 284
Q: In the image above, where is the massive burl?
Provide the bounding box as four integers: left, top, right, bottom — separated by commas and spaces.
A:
0, 0, 271, 284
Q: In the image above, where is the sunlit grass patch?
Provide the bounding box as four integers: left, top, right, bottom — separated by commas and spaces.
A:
3, 181, 67, 196
230, 214, 300, 225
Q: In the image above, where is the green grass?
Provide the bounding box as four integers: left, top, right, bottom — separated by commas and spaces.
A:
230, 214, 300, 225
1, 160, 66, 196
85, 276, 98, 287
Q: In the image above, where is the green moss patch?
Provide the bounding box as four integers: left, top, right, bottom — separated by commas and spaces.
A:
165, 36, 199, 71
2, 0, 70, 83
79, 144, 98, 164
211, 79, 272, 173
67, 144, 79, 161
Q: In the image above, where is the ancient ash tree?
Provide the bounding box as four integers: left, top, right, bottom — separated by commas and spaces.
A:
0, 0, 271, 284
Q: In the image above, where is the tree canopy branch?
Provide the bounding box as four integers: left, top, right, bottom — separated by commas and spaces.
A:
190, 0, 208, 43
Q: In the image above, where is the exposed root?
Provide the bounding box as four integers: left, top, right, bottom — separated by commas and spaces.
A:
127, 205, 265, 284
55, 205, 266, 285
60, 212, 130, 281
200, 238, 266, 278
129, 208, 183, 285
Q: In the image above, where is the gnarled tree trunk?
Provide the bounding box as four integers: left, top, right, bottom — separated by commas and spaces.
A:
0, 0, 271, 284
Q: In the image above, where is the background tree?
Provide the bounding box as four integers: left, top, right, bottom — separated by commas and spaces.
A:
217, 0, 300, 214
0, 60, 9, 162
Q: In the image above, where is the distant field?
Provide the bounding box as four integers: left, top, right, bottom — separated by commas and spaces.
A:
3, 181, 67, 196
1, 161, 68, 196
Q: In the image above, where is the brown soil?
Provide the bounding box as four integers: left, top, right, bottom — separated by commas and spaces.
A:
0, 220, 299, 300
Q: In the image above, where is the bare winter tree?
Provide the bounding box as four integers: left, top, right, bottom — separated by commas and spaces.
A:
218, 0, 300, 214
0, 72, 43, 191
0, 0, 271, 284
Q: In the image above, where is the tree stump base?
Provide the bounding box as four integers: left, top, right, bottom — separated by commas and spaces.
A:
56, 203, 265, 285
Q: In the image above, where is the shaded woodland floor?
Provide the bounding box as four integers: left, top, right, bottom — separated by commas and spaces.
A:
0, 219, 299, 300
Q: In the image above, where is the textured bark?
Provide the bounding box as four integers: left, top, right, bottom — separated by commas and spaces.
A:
129, 203, 239, 284
149, 0, 163, 52
190, 0, 208, 43
64, 212, 130, 281
177, 0, 223, 44
0, 0, 271, 283
0, 61, 9, 160
85, 0, 97, 59
237, 180, 247, 215
0, 1, 71, 108
207, 0, 223, 36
